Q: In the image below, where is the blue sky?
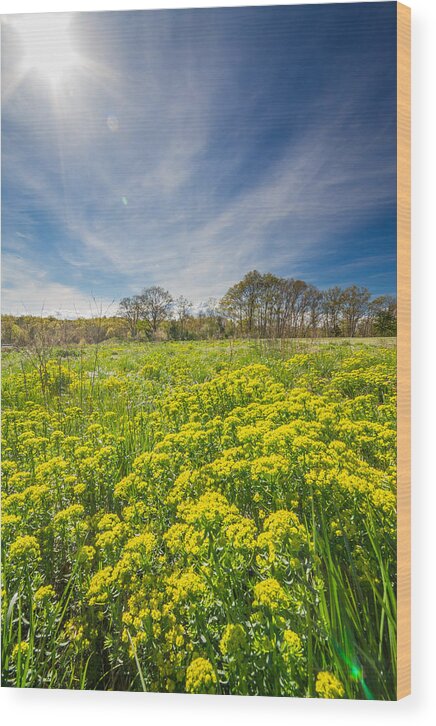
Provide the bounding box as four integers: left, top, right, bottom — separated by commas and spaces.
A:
1, 3, 397, 317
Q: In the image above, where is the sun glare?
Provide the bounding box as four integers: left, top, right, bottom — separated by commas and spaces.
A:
16, 14, 82, 88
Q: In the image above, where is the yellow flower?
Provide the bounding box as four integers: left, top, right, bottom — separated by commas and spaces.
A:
225, 517, 257, 551
86, 566, 114, 605
97, 512, 121, 531
164, 523, 205, 557
315, 671, 345, 699
34, 585, 56, 604
282, 630, 303, 662
53, 504, 86, 529
219, 624, 248, 660
2, 513, 21, 537
9, 535, 41, 564
166, 570, 206, 605
251, 455, 289, 479
12, 640, 30, 659
95, 523, 125, 550
63, 619, 90, 648
260, 510, 305, 549
371, 488, 396, 514
178, 491, 238, 527
257, 509, 306, 564
78, 545, 96, 566
185, 657, 217, 694
124, 531, 156, 556
253, 578, 288, 611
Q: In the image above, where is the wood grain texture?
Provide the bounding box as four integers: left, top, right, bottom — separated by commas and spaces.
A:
396, 1, 411, 701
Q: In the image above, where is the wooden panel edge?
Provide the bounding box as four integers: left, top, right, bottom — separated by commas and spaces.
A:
396, 0, 411, 701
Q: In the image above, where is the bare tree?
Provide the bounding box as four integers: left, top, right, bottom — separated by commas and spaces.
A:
322, 287, 344, 337
340, 285, 371, 337
118, 295, 142, 338
303, 285, 323, 337
220, 279, 249, 335
175, 295, 193, 338
139, 286, 173, 336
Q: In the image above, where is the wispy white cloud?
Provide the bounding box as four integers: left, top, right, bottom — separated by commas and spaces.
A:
1, 254, 114, 317
68, 100, 395, 301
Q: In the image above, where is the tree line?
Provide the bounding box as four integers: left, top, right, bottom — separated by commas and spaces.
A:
2, 270, 396, 349
118, 270, 397, 340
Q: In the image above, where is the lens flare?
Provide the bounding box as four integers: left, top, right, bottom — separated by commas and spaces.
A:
107, 116, 119, 132
335, 644, 375, 700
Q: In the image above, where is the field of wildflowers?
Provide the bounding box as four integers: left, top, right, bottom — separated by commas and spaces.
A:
1, 339, 397, 698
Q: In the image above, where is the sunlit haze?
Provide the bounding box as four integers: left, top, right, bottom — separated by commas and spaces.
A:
15, 14, 82, 88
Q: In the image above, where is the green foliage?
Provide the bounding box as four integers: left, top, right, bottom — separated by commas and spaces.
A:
374, 310, 397, 337
2, 339, 397, 698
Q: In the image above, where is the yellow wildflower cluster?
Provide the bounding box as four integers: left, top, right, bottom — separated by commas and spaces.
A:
220, 624, 248, 660
282, 630, 303, 663
34, 585, 56, 604
2, 340, 397, 698
315, 671, 345, 699
9, 535, 41, 564
253, 578, 289, 611
185, 657, 217, 694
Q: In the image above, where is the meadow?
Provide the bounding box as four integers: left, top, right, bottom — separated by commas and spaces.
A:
1, 338, 397, 698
